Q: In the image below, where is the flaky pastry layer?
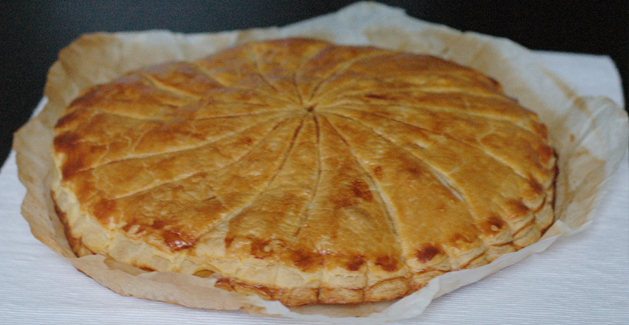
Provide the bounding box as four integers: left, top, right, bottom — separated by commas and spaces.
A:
52, 38, 556, 306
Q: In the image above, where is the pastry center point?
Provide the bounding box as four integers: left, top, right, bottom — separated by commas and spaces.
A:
304, 103, 317, 112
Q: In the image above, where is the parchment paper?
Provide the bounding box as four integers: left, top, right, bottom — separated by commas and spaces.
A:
12, 2, 629, 323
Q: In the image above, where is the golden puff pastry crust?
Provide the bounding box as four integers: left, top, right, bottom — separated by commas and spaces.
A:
51, 38, 556, 306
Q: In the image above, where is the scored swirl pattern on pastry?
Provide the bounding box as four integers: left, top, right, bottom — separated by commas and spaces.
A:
52, 38, 556, 306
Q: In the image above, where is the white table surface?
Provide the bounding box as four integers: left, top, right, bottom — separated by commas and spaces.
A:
1, 51, 627, 324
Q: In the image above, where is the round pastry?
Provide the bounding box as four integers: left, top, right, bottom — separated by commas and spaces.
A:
51, 38, 556, 306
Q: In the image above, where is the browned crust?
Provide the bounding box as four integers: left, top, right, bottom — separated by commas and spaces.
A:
51, 38, 557, 306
